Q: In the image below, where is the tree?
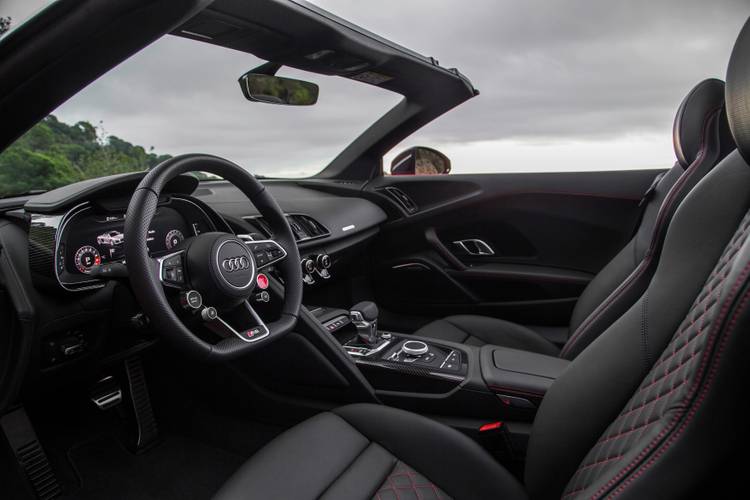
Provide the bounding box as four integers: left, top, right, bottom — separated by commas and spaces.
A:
0, 17, 11, 36
0, 115, 173, 197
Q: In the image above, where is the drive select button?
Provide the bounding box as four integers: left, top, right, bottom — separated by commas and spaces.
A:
244, 326, 265, 340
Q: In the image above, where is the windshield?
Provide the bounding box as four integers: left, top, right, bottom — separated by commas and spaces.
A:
0, 33, 400, 197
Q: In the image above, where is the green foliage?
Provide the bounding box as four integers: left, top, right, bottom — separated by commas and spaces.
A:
0, 115, 172, 197
0, 16, 11, 35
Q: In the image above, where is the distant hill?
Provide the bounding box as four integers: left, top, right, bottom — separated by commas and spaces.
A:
0, 115, 172, 197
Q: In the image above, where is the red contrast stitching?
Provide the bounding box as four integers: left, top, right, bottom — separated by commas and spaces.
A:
592, 259, 750, 498
561, 216, 750, 498
487, 385, 545, 398
561, 107, 721, 358
609, 289, 750, 498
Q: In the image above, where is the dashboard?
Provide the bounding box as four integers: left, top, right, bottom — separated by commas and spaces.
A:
21, 172, 388, 295
0, 170, 391, 373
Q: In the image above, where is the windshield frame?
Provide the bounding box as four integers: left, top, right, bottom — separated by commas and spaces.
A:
0, 0, 475, 201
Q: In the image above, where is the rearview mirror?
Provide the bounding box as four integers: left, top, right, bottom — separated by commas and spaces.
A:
238, 73, 319, 106
390, 147, 451, 175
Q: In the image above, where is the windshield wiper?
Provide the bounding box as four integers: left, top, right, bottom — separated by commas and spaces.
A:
0, 189, 47, 199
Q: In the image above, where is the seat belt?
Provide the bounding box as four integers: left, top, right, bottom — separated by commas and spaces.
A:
631, 169, 669, 236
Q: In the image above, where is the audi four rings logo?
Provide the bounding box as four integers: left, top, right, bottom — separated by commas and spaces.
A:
222, 256, 250, 272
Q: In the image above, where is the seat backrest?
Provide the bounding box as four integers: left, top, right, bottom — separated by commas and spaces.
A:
525, 17, 750, 499
561, 79, 736, 360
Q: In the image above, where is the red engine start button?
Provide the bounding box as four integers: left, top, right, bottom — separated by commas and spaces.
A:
256, 273, 269, 290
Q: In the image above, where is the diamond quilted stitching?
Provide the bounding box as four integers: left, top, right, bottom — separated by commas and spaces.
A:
373, 461, 452, 500
562, 210, 750, 499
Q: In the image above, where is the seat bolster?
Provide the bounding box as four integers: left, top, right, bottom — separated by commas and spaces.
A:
319, 442, 396, 500
333, 404, 528, 500
214, 404, 526, 500
415, 315, 560, 356
213, 412, 377, 500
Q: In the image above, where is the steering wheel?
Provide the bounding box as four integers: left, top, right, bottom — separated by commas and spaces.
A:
124, 154, 303, 361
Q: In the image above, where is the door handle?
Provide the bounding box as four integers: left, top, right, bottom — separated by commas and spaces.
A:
453, 239, 495, 256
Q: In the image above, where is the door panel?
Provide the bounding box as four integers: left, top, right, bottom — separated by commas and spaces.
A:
367, 170, 662, 326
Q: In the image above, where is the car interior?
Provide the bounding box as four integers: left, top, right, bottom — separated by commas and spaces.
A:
1, 1, 749, 499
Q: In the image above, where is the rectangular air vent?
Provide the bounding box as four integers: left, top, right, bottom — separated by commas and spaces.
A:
383, 186, 418, 214
243, 214, 330, 243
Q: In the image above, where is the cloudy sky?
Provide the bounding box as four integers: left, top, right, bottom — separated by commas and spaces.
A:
3, 0, 749, 176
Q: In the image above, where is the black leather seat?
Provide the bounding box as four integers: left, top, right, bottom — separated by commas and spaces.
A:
214, 18, 750, 500
215, 404, 527, 500
415, 78, 736, 360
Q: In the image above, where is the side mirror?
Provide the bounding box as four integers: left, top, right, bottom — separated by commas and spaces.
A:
238, 72, 318, 106
390, 147, 451, 176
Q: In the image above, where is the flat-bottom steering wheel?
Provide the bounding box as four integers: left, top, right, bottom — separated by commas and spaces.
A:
124, 154, 303, 361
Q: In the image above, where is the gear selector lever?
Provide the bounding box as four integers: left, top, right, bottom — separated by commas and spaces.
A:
350, 301, 380, 346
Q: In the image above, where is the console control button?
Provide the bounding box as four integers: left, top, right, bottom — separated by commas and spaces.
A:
421, 352, 436, 363
316, 254, 331, 270
324, 315, 350, 332
402, 340, 429, 356
441, 350, 461, 371
302, 258, 316, 274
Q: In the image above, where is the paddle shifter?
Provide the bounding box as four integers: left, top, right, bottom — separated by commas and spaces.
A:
350, 301, 381, 346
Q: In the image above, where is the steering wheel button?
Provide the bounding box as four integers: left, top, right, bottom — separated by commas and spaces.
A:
163, 255, 181, 267
256, 273, 269, 289
200, 307, 218, 322
254, 252, 268, 265
246, 327, 262, 339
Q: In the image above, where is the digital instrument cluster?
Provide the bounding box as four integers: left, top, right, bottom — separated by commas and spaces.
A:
53, 198, 217, 290
63, 207, 188, 275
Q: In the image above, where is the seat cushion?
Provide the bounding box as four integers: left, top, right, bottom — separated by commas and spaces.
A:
414, 315, 560, 356
213, 403, 527, 500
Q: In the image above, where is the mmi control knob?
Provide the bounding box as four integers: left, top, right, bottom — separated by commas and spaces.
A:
402, 340, 429, 357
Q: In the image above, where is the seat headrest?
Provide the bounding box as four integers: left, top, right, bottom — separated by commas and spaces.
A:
673, 78, 726, 168
727, 17, 750, 164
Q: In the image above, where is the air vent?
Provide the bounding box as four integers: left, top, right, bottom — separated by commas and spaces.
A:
382, 186, 418, 214
243, 214, 330, 243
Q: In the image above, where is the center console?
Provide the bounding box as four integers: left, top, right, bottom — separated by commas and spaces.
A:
316, 302, 468, 391
307, 301, 571, 460
312, 301, 568, 418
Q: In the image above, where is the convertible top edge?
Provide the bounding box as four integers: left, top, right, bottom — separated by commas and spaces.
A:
172, 0, 478, 101
171, 0, 478, 179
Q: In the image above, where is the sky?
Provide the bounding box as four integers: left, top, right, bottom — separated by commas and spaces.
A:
2, 0, 749, 177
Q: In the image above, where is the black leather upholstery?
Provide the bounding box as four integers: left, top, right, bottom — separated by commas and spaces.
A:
728, 17, 750, 165
413, 315, 559, 355
526, 149, 750, 498
416, 79, 735, 360
674, 78, 727, 168
213, 404, 527, 500
216, 16, 750, 500
562, 210, 750, 498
